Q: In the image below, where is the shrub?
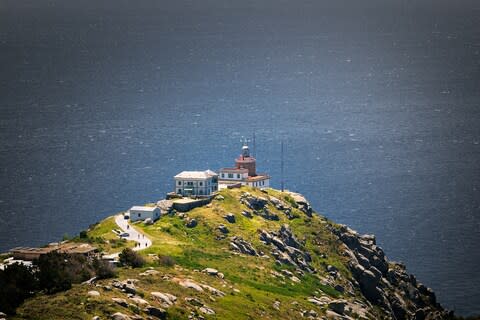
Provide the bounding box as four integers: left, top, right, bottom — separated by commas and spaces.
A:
158, 255, 176, 267
119, 248, 145, 268
0, 263, 38, 315
92, 258, 117, 279
35, 251, 74, 294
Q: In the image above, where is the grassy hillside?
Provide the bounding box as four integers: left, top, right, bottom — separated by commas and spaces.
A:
8, 187, 451, 320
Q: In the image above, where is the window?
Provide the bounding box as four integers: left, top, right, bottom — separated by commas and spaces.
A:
199, 182, 203, 186
221, 173, 224, 178
178, 189, 182, 194
199, 190, 203, 195
138, 213, 141, 217
228, 173, 233, 178
178, 181, 182, 185
237, 174, 240, 179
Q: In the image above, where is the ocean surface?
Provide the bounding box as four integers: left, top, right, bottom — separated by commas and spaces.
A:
0, 0, 479, 316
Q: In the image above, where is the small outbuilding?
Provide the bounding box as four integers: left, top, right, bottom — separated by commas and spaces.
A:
128, 206, 161, 222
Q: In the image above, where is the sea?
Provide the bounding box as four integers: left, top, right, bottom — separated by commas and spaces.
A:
0, 0, 479, 316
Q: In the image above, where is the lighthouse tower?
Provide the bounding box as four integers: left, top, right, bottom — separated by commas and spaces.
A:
218, 139, 270, 189
235, 143, 256, 176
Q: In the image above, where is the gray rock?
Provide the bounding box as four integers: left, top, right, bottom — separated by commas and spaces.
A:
157, 199, 174, 213
241, 194, 268, 210
112, 298, 129, 307
129, 297, 149, 306
224, 213, 236, 223
230, 236, 258, 256
145, 306, 167, 319
151, 292, 177, 307
241, 210, 253, 218
202, 268, 219, 276
273, 300, 281, 310
185, 297, 204, 306
218, 224, 229, 234
215, 195, 225, 201
92, 316, 101, 320
329, 299, 347, 315
199, 306, 215, 315
111, 312, 131, 320
88, 290, 100, 297
186, 218, 198, 228
257, 207, 279, 221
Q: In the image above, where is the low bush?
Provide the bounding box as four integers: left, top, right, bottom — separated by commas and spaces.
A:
119, 248, 145, 268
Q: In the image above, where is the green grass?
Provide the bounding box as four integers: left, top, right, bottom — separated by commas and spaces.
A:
9, 187, 383, 320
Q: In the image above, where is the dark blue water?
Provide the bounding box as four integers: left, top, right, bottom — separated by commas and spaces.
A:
1, 0, 479, 316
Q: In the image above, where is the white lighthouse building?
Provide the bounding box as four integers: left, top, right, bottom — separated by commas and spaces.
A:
218, 142, 270, 189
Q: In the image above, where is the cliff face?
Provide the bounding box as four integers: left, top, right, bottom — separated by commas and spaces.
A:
9, 187, 452, 320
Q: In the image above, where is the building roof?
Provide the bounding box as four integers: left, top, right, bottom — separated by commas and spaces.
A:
245, 174, 270, 182
129, 206, 158, 212
219, 167, 248, 173
174, 170, 218, 180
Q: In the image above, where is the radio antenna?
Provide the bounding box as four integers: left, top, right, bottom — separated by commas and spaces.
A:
281, 140, 285, 192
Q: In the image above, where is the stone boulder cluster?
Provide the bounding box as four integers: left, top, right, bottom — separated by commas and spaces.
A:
259, 224, 314, 273
240, 192, 310, 221
332, 224, 452, 320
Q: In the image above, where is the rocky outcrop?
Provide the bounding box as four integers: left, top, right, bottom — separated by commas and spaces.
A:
259, 224, 314, 273
230, 236, 258, 256
240, 193, 268, 210
287, 192, 313, 217
224, 213, 236, 223
217, 224, 229, 234
111, 279, 138, 295
151, 292, 177, 307
332, 224, 452, 320
185, 218, 198, 228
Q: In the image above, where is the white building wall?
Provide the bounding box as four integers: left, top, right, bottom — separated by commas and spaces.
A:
129, 207, 160, 222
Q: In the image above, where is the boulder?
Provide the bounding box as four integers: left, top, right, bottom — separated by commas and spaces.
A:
200, 284, 226, 297
144, 218, 153, 225
329, 299, 347, 315
241, 210, 253, 218
230, 236, 258, 256
199, 306, 215, 315
139, 269, 160, 276
241, 194, 268, 210
186, 218, 198, 228
224, 213, 236, 223
173, 278, 204, 292
151, 292, 177, 307
218, 224, 229, 234
88, 290, 100, 297
157, 200, 173, 213
111, 312, 131, 320
144, 306, 167, 319
130, 297, 149, 306
273, 300, 281, 310
112, 298, 129, 307
202, 268, 219, 276
185, 297, 204, 306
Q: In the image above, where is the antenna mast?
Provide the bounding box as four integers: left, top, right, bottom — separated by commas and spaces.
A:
253, 131, 256, 158
281, 140, 284, 192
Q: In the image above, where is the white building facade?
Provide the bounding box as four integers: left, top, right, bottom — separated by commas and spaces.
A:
128, 206, 161, 222
174, 170, 218, 197
218, 143, 270, 189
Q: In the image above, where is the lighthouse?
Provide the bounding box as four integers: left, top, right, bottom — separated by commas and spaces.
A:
235, 143, 256, 176
218, 140, 270, 189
